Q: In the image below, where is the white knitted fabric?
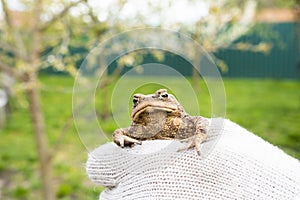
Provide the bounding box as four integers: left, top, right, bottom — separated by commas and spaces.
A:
86, 119, 300, 200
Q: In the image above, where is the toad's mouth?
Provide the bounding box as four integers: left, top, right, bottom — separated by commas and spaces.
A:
132, 102, 177, 122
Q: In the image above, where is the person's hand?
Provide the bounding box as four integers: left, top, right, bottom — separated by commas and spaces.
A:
86, 119, 300, 200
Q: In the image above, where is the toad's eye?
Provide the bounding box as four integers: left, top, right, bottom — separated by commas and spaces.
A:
133, 98, 138, 104
161, 92, 168, 98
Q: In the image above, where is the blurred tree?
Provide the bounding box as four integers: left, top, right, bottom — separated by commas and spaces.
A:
184, 0, 258, 90
257, 0, 295, 9
73, 1, 165, 120
83, 2, 124, 119
73, 0, 266, 119
102, 0, 262, 89
0, 1, 89, 199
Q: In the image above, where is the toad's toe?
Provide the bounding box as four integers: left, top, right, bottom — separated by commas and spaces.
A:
113, 129, 142, 147
178, 133, 207, 155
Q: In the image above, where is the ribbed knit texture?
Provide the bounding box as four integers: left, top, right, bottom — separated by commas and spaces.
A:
86, 119, 300, 200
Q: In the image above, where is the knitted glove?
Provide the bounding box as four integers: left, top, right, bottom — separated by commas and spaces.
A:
86, 119, 300, 200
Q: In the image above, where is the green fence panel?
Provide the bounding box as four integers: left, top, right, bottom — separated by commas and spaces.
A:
215, 22, 299, 79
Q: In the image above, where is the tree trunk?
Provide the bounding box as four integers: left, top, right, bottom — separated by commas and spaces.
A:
192, 67, 200, 91
191, 33, 201, 92
101, 85, 111, 119
98, 53, 111, 119
26, 71, 54, 200
28, 1, 54, 198
192, 47, 202, 93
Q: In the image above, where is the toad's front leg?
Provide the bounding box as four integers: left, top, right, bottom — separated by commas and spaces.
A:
178, 117, 209, 155
113, 128, 142, 147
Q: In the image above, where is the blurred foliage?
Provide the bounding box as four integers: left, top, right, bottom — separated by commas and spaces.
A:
257, 0, 296, 9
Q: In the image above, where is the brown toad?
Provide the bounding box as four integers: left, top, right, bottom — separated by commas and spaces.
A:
113, 89, 209, 155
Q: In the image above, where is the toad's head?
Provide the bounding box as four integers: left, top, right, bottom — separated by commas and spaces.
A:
131, 89, 185, 123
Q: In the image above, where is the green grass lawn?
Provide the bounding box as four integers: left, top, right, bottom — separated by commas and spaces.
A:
0, 75, 299, 199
